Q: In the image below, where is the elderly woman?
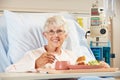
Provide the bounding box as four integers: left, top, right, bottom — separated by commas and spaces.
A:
6, 16, 77, 72
6, 15, 112, 80
6, 15, 110, 72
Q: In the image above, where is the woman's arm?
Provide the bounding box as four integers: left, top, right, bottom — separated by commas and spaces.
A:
5, 51, 36, 72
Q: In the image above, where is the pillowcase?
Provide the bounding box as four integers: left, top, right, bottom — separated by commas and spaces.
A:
0, 41, 11, 72
0, 16, 11, 72
4, 10, 95, 63
4, 10, 77, 63
0, 15, 8, 53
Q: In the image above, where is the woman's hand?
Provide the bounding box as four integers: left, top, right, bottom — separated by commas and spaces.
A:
35, 52, 55, 69
99, 61, 110, 68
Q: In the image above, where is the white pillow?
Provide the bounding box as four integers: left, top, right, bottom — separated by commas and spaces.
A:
0, 16, 11, 72
0, 15, 8, 53
4, 10, 75, 63
4, 10, 95, 63
0, 41, 11, 72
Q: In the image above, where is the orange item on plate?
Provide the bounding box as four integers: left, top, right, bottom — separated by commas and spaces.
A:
76, 56, 86, 65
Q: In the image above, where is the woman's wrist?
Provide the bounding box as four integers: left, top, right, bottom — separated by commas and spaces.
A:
35, 59, 42, 69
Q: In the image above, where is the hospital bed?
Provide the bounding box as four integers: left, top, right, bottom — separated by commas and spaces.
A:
0, 10, 95, 72
0, 10, 119, 80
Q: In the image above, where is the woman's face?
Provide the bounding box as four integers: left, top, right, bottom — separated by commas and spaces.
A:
43, 25, 67, 48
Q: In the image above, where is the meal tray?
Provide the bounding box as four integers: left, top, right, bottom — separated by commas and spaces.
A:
39, 68, 119, 74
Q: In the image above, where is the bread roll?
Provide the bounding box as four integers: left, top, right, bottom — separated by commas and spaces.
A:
76, 56, 86, 65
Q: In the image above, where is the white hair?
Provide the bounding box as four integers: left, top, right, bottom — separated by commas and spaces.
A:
43, 15, 68, 33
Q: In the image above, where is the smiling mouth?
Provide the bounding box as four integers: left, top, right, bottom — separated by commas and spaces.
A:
53, 40, 59, 44
52, 38, 60, 42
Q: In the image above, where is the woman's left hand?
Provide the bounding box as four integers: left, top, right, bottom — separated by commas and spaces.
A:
99, 61, 110, 68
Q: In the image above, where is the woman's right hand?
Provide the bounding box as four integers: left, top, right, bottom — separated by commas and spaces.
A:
35, 52, 55, 69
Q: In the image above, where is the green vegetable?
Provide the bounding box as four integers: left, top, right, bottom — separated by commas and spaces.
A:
88, 60, 100, 65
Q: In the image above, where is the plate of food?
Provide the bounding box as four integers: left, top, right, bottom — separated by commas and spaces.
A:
68, 56, 104, 69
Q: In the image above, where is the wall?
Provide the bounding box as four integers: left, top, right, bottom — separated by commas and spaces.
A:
0, 0, 103, 13
113, 0, 120, 68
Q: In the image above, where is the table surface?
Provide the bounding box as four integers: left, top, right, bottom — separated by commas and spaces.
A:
0, 70, 120, 80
